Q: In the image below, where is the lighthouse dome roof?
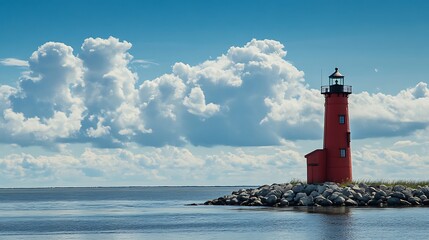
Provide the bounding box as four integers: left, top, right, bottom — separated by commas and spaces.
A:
329, 68, 344, 78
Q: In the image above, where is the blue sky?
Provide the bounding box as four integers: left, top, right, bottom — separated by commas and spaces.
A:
0, 0, 428, 187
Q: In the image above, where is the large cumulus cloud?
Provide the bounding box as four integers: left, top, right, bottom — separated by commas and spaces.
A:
0, 37, 428, 148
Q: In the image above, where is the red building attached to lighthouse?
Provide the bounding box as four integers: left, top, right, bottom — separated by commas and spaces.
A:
305, 68, 352, 184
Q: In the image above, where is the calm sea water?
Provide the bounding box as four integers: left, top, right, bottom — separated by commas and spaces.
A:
0, 187, 427, 240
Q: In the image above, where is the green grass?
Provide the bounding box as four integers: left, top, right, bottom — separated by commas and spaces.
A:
287, 179, 429, 189
342, 179, 429, 189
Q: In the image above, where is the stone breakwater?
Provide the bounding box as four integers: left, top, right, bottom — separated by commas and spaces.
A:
204, 182, 429, 207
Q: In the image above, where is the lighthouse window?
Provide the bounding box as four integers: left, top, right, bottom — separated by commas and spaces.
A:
340, 148, 346, 158
339, 115, 345, 124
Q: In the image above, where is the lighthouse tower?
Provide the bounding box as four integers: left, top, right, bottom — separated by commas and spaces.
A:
305, 68, 352, 183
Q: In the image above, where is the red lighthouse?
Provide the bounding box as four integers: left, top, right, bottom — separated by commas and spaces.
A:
305, 68, 352, 183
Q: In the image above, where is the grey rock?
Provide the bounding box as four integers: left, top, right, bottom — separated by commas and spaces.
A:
279, 199, 289, 207
374, 190, 387, 200
322, 189, 334, 198
341, 187, 355, 198
328, 192, 340, 201
387, 197, 401, 206
299, 196, 314, 206
408, 197, 421, 205
237, 194, 249, 202
319, 198, 333, 206
283, 189, 295, 197
317, 185, 327, 194
304, 184, 317, 195
333, 196, 345, 206
267, 189, 283, 199
294, 192, 307, 202
412, 189, 425, 197
368, 187, 378, 194
310, 190, 321, 198
353, 192, 363, 200
352, 185, 363, 193
249, 196, 258, 201
326, 183, 340, 191
393, 185, 406, 192
358, 182, 368, 189
360, 194, 372, 203
266, 195, 278, 206
314, 195, 326, 204
402, 190, 413, 199
399, 199, 412, 206
421, 187, 429, 197
292, 184, 305, 193
345, 199, 358, 206
423, 199, 429, 205
256, 187, 270, 197
368, 199, 380, 206
420, 195, 428, 201
390, 192, 406, 200
379, 184, 389, 192
284, 183, 294, 191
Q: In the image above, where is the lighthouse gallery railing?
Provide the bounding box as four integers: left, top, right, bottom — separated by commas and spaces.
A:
321, 85, 352, 94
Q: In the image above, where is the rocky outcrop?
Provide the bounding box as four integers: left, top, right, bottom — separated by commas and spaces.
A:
204, 182, 429, 207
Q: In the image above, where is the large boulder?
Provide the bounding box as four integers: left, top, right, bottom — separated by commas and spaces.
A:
407, 197, 421, 205
390, 192, 406, 200
266, 195, 278, 206
237, 194, 250, 202
402, 190, 413, 199
387, 197, 401, 206
299, 196, 314, 206
310, 190, 321, 198
283, 190, 295, 202
421, 187, 429, 197
266, 189, 283, 199
374, 190, 387, 200
317, 185, 327, 194
322, 189, 334, 198
304, 184, 317, 195
294, 192, 307, 202
412, 189, 425, 197
328, 192, 340, 202
341, 187, 355, 198
279, 199, 289, 207
256, 187, 271, 197
333, 196, 345, 206
292, 184, 305, 193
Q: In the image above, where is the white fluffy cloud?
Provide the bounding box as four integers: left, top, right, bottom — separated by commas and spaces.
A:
0, 145, 305, 187
350, 82, 429, 138
353, 144, 429, 180
0, 37, 428, 148
0, 42, 84, 146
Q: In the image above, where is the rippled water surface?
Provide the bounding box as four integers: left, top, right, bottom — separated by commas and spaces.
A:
0, 187, 427, 239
